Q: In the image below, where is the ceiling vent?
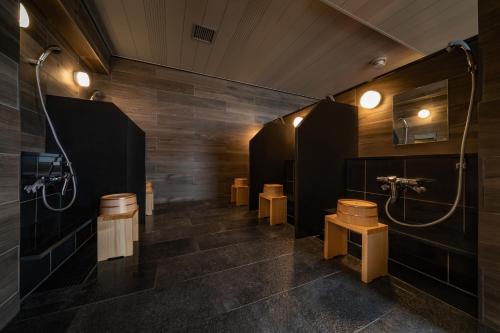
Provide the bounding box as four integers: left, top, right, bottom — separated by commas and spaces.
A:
192, 24, 216, 43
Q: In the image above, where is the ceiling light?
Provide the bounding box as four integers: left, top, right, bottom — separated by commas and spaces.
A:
19, 3, 29, 28
418, 109, 431, 119
370, 56, 387, 68
74, 71, 90, 87
293, 116, 303, 128
360, 90, 382, 109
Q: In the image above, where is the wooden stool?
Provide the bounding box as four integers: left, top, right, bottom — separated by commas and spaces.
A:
146, 181, 154, 215
230, 178, 249, 206
324, 214, 388, 283
97, 210, 137, 261
98, 193, 139, 261
258, 184, 286, 225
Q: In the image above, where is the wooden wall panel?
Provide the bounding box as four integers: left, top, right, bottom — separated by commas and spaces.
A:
0, 0, 20, 329
94, 58, 316, 204
478, 1, 500, 329
335, 43, 479, 157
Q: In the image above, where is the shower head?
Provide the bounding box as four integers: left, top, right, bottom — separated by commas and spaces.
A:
399, 118, 409, 128
35, 45, 62, 66
446, 40, 475, 71
89, 90, 102, 101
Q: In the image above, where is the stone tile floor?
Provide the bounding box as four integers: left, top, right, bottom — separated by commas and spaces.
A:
2, 201, 491, 333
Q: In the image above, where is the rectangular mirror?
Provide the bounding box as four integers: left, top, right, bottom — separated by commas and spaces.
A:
392, 80, 448, 145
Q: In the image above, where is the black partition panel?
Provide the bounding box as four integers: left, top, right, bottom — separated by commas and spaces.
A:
249, 121, 294, 210
295, 100, 357, 237
45, 95, 146, 224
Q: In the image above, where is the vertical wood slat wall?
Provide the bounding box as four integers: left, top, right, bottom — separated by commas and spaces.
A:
478, 1, 500, 330
93, 58, 316, 204
0, 0, 20, 329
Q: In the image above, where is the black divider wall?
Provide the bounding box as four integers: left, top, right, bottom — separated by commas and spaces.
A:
249, 121, 294, 210
295, 100, 358, 237
45, 95, 146, 224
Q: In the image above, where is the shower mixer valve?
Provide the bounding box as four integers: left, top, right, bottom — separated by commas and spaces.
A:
24, 157, 73, 195
376, 176, 431, 203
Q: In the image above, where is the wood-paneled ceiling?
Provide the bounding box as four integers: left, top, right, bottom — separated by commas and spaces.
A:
84, 0, 477, 98
321, 0, 478, 55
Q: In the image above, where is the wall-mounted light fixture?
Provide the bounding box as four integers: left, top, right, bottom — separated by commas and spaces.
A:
293, 116, 303, 128
360, 90, 382, 109
417, 109, 431, 119
19, 3, 30, 28
74, 71, 90, 88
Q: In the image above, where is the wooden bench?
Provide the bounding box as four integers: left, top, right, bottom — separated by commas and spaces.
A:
324, 214, 388, 283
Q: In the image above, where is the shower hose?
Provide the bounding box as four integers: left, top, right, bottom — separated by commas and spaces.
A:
384, 61, 476, 228
35, 61, 77, 212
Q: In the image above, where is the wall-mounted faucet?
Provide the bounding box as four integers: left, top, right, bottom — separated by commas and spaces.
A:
376, 176, 430, 203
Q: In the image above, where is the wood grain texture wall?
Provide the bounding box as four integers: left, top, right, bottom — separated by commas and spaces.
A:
0, 0, 20, 329
19, 2, 91, 152
93, 58, 316, 204
478, 1, 500, 330
335, 42, 479, 157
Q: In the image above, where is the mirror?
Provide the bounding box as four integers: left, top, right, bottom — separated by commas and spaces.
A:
392, 80, 448, 145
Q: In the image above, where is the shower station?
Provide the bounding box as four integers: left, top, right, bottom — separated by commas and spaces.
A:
377, 40, 476, 228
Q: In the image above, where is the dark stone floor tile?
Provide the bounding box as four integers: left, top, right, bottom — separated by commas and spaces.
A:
177, 292, 315, 333
144, 216, 191, 233
291, 271, 415, 333
2, 309, 79, 333
155, 245, 248, 287
16, 259, 157, 321
156, 238, 297, 288
359, 292, 479, 333
256, 222, 295, 240
199, 252, 341, 311
140, 222, 221, 245
195, 227, 267, 250
138, 237, 198, 263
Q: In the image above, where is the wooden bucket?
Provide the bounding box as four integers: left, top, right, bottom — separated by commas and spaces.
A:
234, 178, 248, 186
263, 184, 283, 196
100, 193, 138, 216
336, 199, 378, 227
146, 181, 153, 193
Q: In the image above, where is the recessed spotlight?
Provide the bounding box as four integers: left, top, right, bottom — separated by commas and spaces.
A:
74, 71, 90, 87
360, 90, 382, 109
19, 3, 29, 28
370, 56, 387, 68
418, 109, 431, 119
293, 116, 303, 128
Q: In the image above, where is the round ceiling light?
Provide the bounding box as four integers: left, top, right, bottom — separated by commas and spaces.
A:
418, 109, 431, 119
19, 3, 30, 28
74, 71, 91, 87
293, 116, 303, 128
359, 90, 382, 109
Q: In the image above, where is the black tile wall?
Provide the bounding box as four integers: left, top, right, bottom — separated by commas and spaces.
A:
20, 253, 50, 297
365, 159, 404, 194
343, 155, 479, 316
449, 253, 477, 294
346, 159, 364, 192
389, 233, 448, 281
19, 152, 96, 298
51, 236, 76, 270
